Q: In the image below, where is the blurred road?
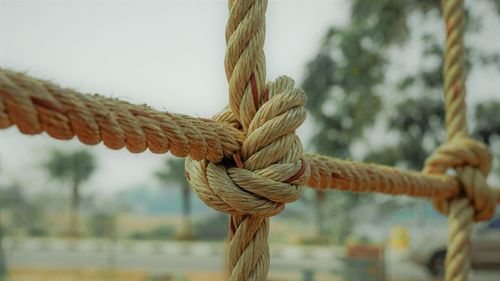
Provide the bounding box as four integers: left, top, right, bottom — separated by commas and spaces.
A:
5, 238, 500, 281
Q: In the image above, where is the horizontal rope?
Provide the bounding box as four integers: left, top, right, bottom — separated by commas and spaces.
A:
0, 69, 244, 163
306, 153, 500, 203
306, 154, 459, 197
1, 69, 499, 203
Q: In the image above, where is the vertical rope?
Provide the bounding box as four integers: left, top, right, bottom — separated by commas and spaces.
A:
225, 0, 267, 131
224, 1, 269, 280
441, 1, 473, 280
442, 0, 469, 140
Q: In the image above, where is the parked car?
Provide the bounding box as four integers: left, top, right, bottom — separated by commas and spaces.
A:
409, 216, 500, 277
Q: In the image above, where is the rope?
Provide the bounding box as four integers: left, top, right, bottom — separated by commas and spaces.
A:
423, 1, 497, 280
306, 154, 459, 198
187, 1, 309, 280
2, 69, 500, 205
1, 3, 499, 279
221, 1, 271, 279
425, 138, 496, 220
0, 68, 244, 163
185, 78, 308, 217
186, 77, 309, 280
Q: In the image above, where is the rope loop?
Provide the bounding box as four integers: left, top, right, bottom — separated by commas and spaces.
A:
185, 76, 309, 217
424, 137, 496, 221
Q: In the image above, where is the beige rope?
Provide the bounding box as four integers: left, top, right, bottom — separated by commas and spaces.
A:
2, 68, 500, 206
306, 154, 459, 198
185, 78, 308, 217
186, 77, 309, 280
425, 138, 496, 221
1, 5, 499, 280
309, 154, 500, 204
223, 1, 271, 279
0, 1, 499, 280
423, 1, 497, 280
186, 1, 310, 280
0, 68, 244, 163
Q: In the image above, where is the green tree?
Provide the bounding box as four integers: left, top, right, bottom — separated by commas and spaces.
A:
44, 149, 96, 238
474, 102, 500, 146
353, 1, 500, 170
301, 0, 398, 243
155, 158, 194, 240
474, 102, 500, 182
302, 0, 500, 242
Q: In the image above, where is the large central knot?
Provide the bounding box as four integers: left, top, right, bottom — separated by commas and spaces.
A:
424, 137, 496, 221
185, 76, 309, 217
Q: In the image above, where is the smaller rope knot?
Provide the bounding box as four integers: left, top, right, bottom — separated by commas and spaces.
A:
424, 137, 496, 221
185, 76, 309, 217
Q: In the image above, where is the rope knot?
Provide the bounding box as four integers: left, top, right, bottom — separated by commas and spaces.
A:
185, 76, 309, 217
424, 137, 496, 221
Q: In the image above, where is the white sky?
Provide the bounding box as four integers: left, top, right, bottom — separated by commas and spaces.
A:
1, 1, 499, 196
0, 0, 349, 195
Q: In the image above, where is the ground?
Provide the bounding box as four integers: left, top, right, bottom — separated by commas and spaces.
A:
4, 238, 500, 281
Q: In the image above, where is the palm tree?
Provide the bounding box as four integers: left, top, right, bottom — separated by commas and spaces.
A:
155, 158, 194, 239
44, 149, 96, 238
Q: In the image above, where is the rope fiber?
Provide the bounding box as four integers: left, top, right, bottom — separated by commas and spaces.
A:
0, 69, 244, 163
423, 1, 497, 280
1, 68, 499, 205
0, 1, 499, 280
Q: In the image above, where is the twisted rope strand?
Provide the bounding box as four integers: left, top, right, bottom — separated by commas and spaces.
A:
306, 154, 460, 199
223, 1, 273, 280
1, 1, 498, 279
0, 69, 244, 163
441, 2, 474, 280
225, 0, 267, 132
443, 0, 468, 140
228, 215, 269, 281
426, 1, 497, 280
2, 68, 500, 205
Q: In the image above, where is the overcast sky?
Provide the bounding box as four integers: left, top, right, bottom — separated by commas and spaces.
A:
0, 1, 499, 196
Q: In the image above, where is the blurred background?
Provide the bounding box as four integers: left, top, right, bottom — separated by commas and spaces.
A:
1, 1, 500, 281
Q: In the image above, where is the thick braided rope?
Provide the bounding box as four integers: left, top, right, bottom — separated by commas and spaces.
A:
186, 79, 307, 217
2, 68, 500, 205
0, 68, 243, 163
210, 109, 474, 200
0, 4, 499, 280
424, 1, 497, 281
306, 154, 458, 198
225, 0, 267, 132
442, 0, 468, 140
224, 2, 271, 280
185, 77, 308, 281
307, 154, 500, 202
186, 1, 308, 280
425, 138, 496, 221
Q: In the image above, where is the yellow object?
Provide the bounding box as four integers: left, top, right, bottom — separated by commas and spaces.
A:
389, 226, 410, 250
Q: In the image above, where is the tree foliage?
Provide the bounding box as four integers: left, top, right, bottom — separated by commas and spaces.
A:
155, 158, 187, 188
44, 149, 96, 237
302, 0, 500, 242
45, 149, 96, 184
